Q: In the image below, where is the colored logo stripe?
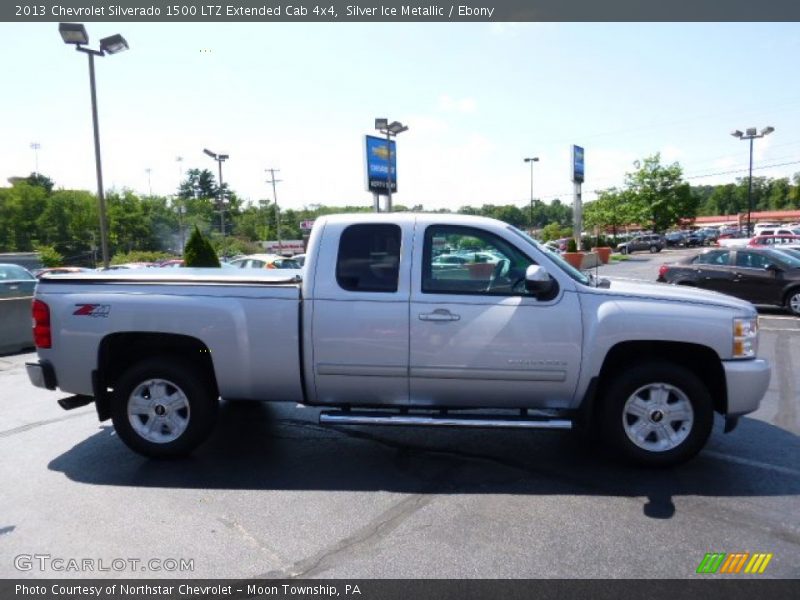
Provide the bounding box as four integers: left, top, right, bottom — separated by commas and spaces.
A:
745, 553, 773, 574
720, 553, 749, 573
697, 553, 726, 574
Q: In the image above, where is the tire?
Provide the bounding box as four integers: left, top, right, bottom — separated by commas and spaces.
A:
786, 288, 800, 317
620, 246, 628, 255
601, 362, 713, 467
649, 245, 658, 253
111, 357, 218, 458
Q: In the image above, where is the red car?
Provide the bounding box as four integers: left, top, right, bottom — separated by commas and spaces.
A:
748, 235, 800, 247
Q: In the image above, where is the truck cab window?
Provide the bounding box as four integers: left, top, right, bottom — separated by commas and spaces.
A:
336, 224, 402, 293
422, 225, 534, 295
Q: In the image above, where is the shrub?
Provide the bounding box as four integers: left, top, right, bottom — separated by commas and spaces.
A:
184, 226, 221, 267
35, 245, 63, 268
110, 250, 172, 265
566, 238, 578, 253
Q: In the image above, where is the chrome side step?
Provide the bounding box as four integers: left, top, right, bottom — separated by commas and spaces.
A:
319, 410, 572, 430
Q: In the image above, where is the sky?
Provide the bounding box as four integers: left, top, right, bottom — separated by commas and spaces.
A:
2, 22, 800, 212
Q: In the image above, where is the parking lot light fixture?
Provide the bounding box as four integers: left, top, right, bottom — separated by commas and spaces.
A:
59, 22, 128, 270
99, 34, 129, 54
730, 125, 775, 236
59, 23, 89, 45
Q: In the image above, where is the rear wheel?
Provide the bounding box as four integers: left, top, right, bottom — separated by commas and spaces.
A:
111, 357, 218, 458
786, 288, 800, 317
601, 362, 713, 467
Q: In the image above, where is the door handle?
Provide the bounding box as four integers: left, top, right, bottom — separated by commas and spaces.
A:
418, 309, 461, 322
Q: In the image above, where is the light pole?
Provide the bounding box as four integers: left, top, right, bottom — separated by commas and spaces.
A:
265, 168, 283, 251
524, 157, 539, 231
731, 126, 775, 235
175, 156, 185, 253
59, 23, 129, 270
203, 148, 229, 255
145, 167, 152, 196
375, 118, 408, 212
30, 142, 41, 176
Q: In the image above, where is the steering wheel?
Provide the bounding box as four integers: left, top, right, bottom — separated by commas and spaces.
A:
486, 259, 510, 291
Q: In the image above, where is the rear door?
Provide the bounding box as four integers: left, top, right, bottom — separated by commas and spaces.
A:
309, 222, 410, 406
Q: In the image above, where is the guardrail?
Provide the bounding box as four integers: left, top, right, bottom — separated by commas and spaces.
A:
0, 296, 33, 354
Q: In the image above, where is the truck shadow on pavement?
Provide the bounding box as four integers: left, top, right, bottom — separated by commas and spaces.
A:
48, 401, 800, 520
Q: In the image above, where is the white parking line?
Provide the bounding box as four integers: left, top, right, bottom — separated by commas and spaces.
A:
703, 450, 800, 477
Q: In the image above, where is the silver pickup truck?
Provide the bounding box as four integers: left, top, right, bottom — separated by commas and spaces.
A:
27, 213, 771, 466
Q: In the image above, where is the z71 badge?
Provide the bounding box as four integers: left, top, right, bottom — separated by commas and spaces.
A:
73, 304, 110, 318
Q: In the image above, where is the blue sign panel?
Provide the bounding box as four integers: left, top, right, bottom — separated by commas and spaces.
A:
572, 145, 584, 183
365, 135, 397, 194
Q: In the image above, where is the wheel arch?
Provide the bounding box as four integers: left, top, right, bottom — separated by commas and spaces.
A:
582, 340, 727, 423
94, 332, 218, 421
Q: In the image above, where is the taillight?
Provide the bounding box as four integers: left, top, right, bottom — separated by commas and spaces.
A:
32, 299, 51, 348
658, 265, 669, 280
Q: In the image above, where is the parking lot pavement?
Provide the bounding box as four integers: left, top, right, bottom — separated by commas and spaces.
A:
1, 339, 798, 579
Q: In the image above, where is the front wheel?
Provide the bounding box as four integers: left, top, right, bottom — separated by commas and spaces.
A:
786, 288, 800, 317
649, 245, 658, 253
601, 362, 713, 467
111, 358, 218, 458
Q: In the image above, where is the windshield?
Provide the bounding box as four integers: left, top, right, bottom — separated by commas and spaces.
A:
508, 226, 591, 286
768, 248, 800, 269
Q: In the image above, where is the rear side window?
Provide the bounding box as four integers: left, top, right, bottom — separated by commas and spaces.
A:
336, 224, 401, 293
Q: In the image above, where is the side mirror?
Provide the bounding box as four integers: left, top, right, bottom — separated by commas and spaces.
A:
765, 264, 782, 275
525, 265, 554, 297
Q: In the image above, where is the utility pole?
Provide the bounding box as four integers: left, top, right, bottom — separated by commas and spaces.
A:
265, 168, 283, 251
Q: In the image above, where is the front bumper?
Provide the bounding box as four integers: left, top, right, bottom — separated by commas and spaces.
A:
722, 358, 771, 417
26, 360, 57, 390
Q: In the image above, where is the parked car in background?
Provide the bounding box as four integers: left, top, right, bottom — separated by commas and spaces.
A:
665, 231, 686, 247
33, 267, 91, 278
0, 263, 37, 298
701, 228, 720, 243
292, 254, 307, 267
617, 234, 664, 254
658, 247, 800, 316
755, 228, 800, 237
228, 254, 302, 269
157, 259, 184, 268
748, 235, 800, 247
686, 231, 706, 247
99, 263, 157, 271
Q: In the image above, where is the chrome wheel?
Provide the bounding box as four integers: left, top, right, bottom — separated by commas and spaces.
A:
788, 291, 800, 316
621, 383, 694, 453
127, 378, 190, 444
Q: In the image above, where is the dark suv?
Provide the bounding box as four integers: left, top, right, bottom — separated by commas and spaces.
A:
617, 234, 664, 254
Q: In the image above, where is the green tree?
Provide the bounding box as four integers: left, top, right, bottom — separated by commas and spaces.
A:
583, 188, 635, 240
184, 226, 220, 267
625, 154, 697, 232
25, 172, 55, 194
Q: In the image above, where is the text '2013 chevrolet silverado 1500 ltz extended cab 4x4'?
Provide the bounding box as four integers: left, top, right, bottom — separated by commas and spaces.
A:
27, 214, 771, 466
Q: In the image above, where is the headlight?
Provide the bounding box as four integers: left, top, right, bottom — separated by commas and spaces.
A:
733, 317, 759, 358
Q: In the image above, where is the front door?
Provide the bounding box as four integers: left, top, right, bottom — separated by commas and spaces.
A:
409, 224, 582, 409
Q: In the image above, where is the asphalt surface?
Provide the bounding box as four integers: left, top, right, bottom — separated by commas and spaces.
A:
1, 250, 798, 580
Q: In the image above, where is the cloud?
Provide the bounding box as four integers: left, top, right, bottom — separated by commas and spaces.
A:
438, 94, 478, 114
